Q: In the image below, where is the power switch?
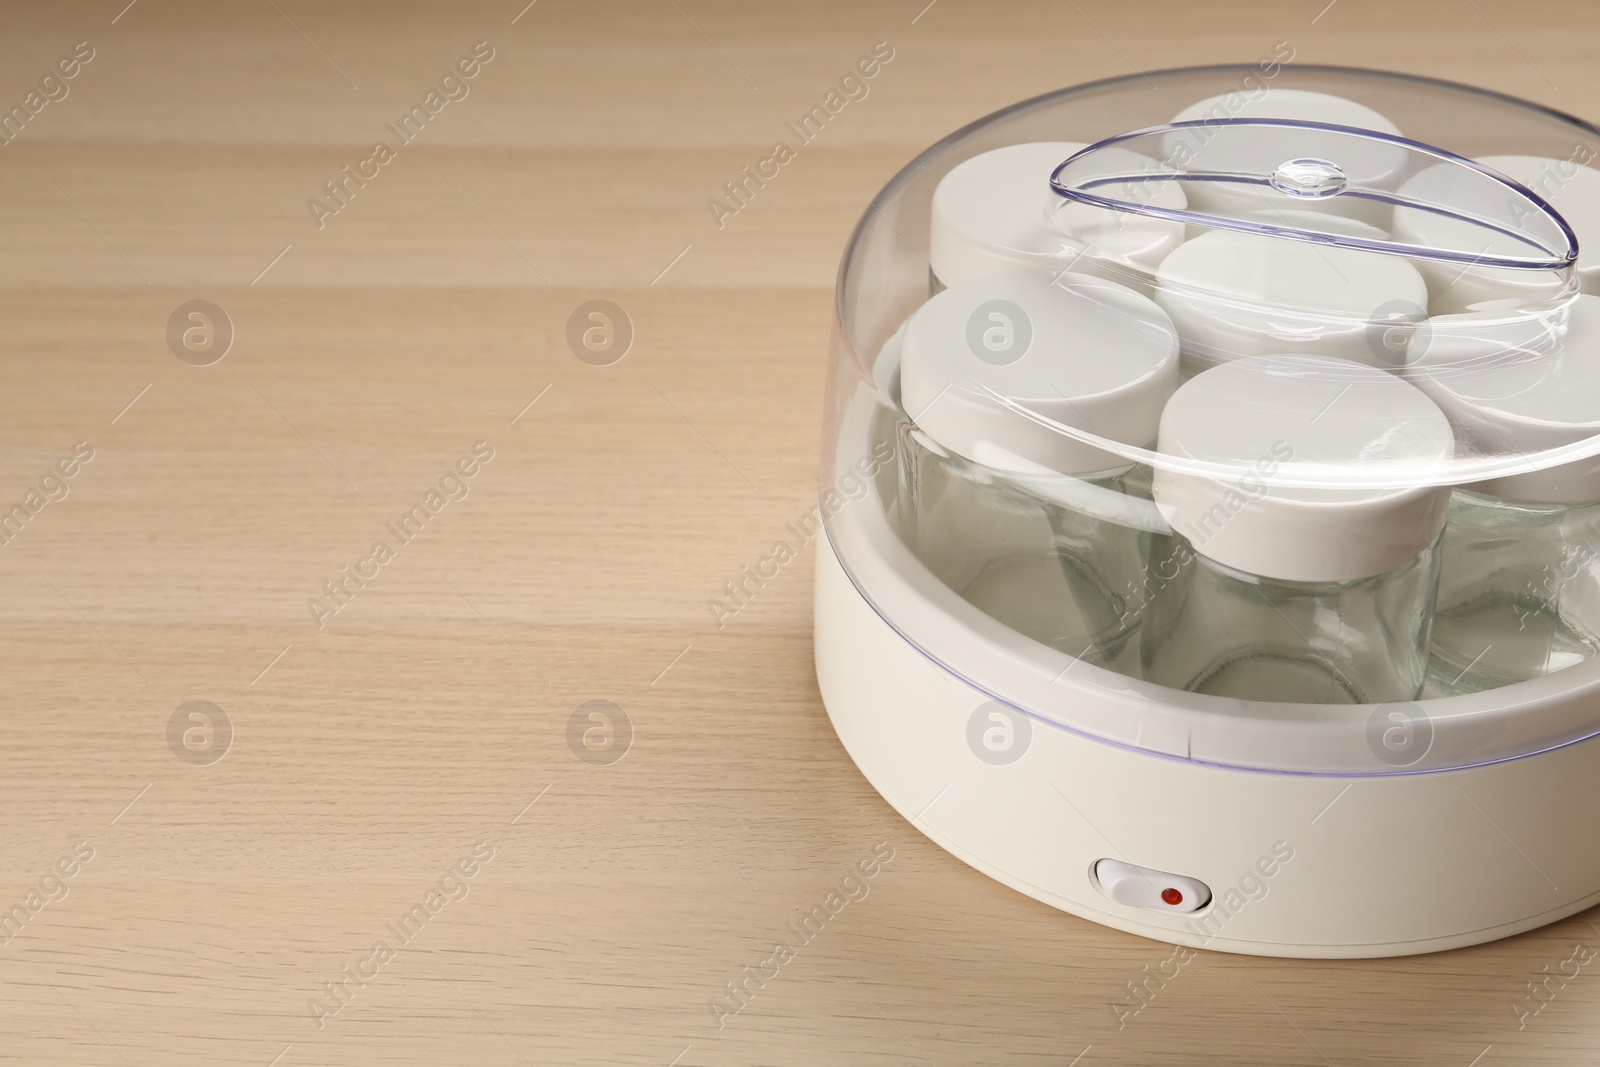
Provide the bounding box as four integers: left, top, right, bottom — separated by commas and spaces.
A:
1093, 858, 1211, 913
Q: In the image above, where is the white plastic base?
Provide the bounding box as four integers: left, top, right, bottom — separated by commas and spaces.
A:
815, 531, 1600, 957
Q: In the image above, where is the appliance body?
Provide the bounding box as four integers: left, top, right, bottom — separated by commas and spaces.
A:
817, 530, 1600, 957
814, 65, 1600, 957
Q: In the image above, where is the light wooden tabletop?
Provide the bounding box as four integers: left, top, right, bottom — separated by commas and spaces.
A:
4, 1, 1600, 1063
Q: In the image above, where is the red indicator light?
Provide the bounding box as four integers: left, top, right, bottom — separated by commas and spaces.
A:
1160, 887, 1183, 906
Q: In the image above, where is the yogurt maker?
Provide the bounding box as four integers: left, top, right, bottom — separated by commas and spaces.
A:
813, 65, 1600, 957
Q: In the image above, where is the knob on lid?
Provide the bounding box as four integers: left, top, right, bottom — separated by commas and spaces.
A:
1166, 90, 1406, 227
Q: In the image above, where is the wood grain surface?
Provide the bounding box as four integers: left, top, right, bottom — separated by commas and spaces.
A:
2, 1, 1599, 1063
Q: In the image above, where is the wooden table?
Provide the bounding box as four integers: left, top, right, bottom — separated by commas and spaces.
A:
3, 1, 1599, 1063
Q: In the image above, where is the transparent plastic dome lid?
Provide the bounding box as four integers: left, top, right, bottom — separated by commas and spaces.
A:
820, 65, 1600, 776
1007, 118, 1598, 494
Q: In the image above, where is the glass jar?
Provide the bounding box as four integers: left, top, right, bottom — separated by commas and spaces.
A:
1408, 295, 1600, 692
1429, 492, 1600, 692
1143, 355, 1455, 703
895, 269, 1178, 673
1143, 531, 1442, 702
898, 425, 1152, 671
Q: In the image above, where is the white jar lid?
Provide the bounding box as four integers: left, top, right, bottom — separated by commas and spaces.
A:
1393, 154, 1599, 313
1409, 294, 1600, 502
1152, 355, 1454, 582
899, 271, 1179, 474
1166, 90, 1405, 226
929, 142, 1186, 288
1153, 229, 1430, 368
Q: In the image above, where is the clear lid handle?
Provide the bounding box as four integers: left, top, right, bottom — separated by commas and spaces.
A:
1050, 118, 1579, 271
